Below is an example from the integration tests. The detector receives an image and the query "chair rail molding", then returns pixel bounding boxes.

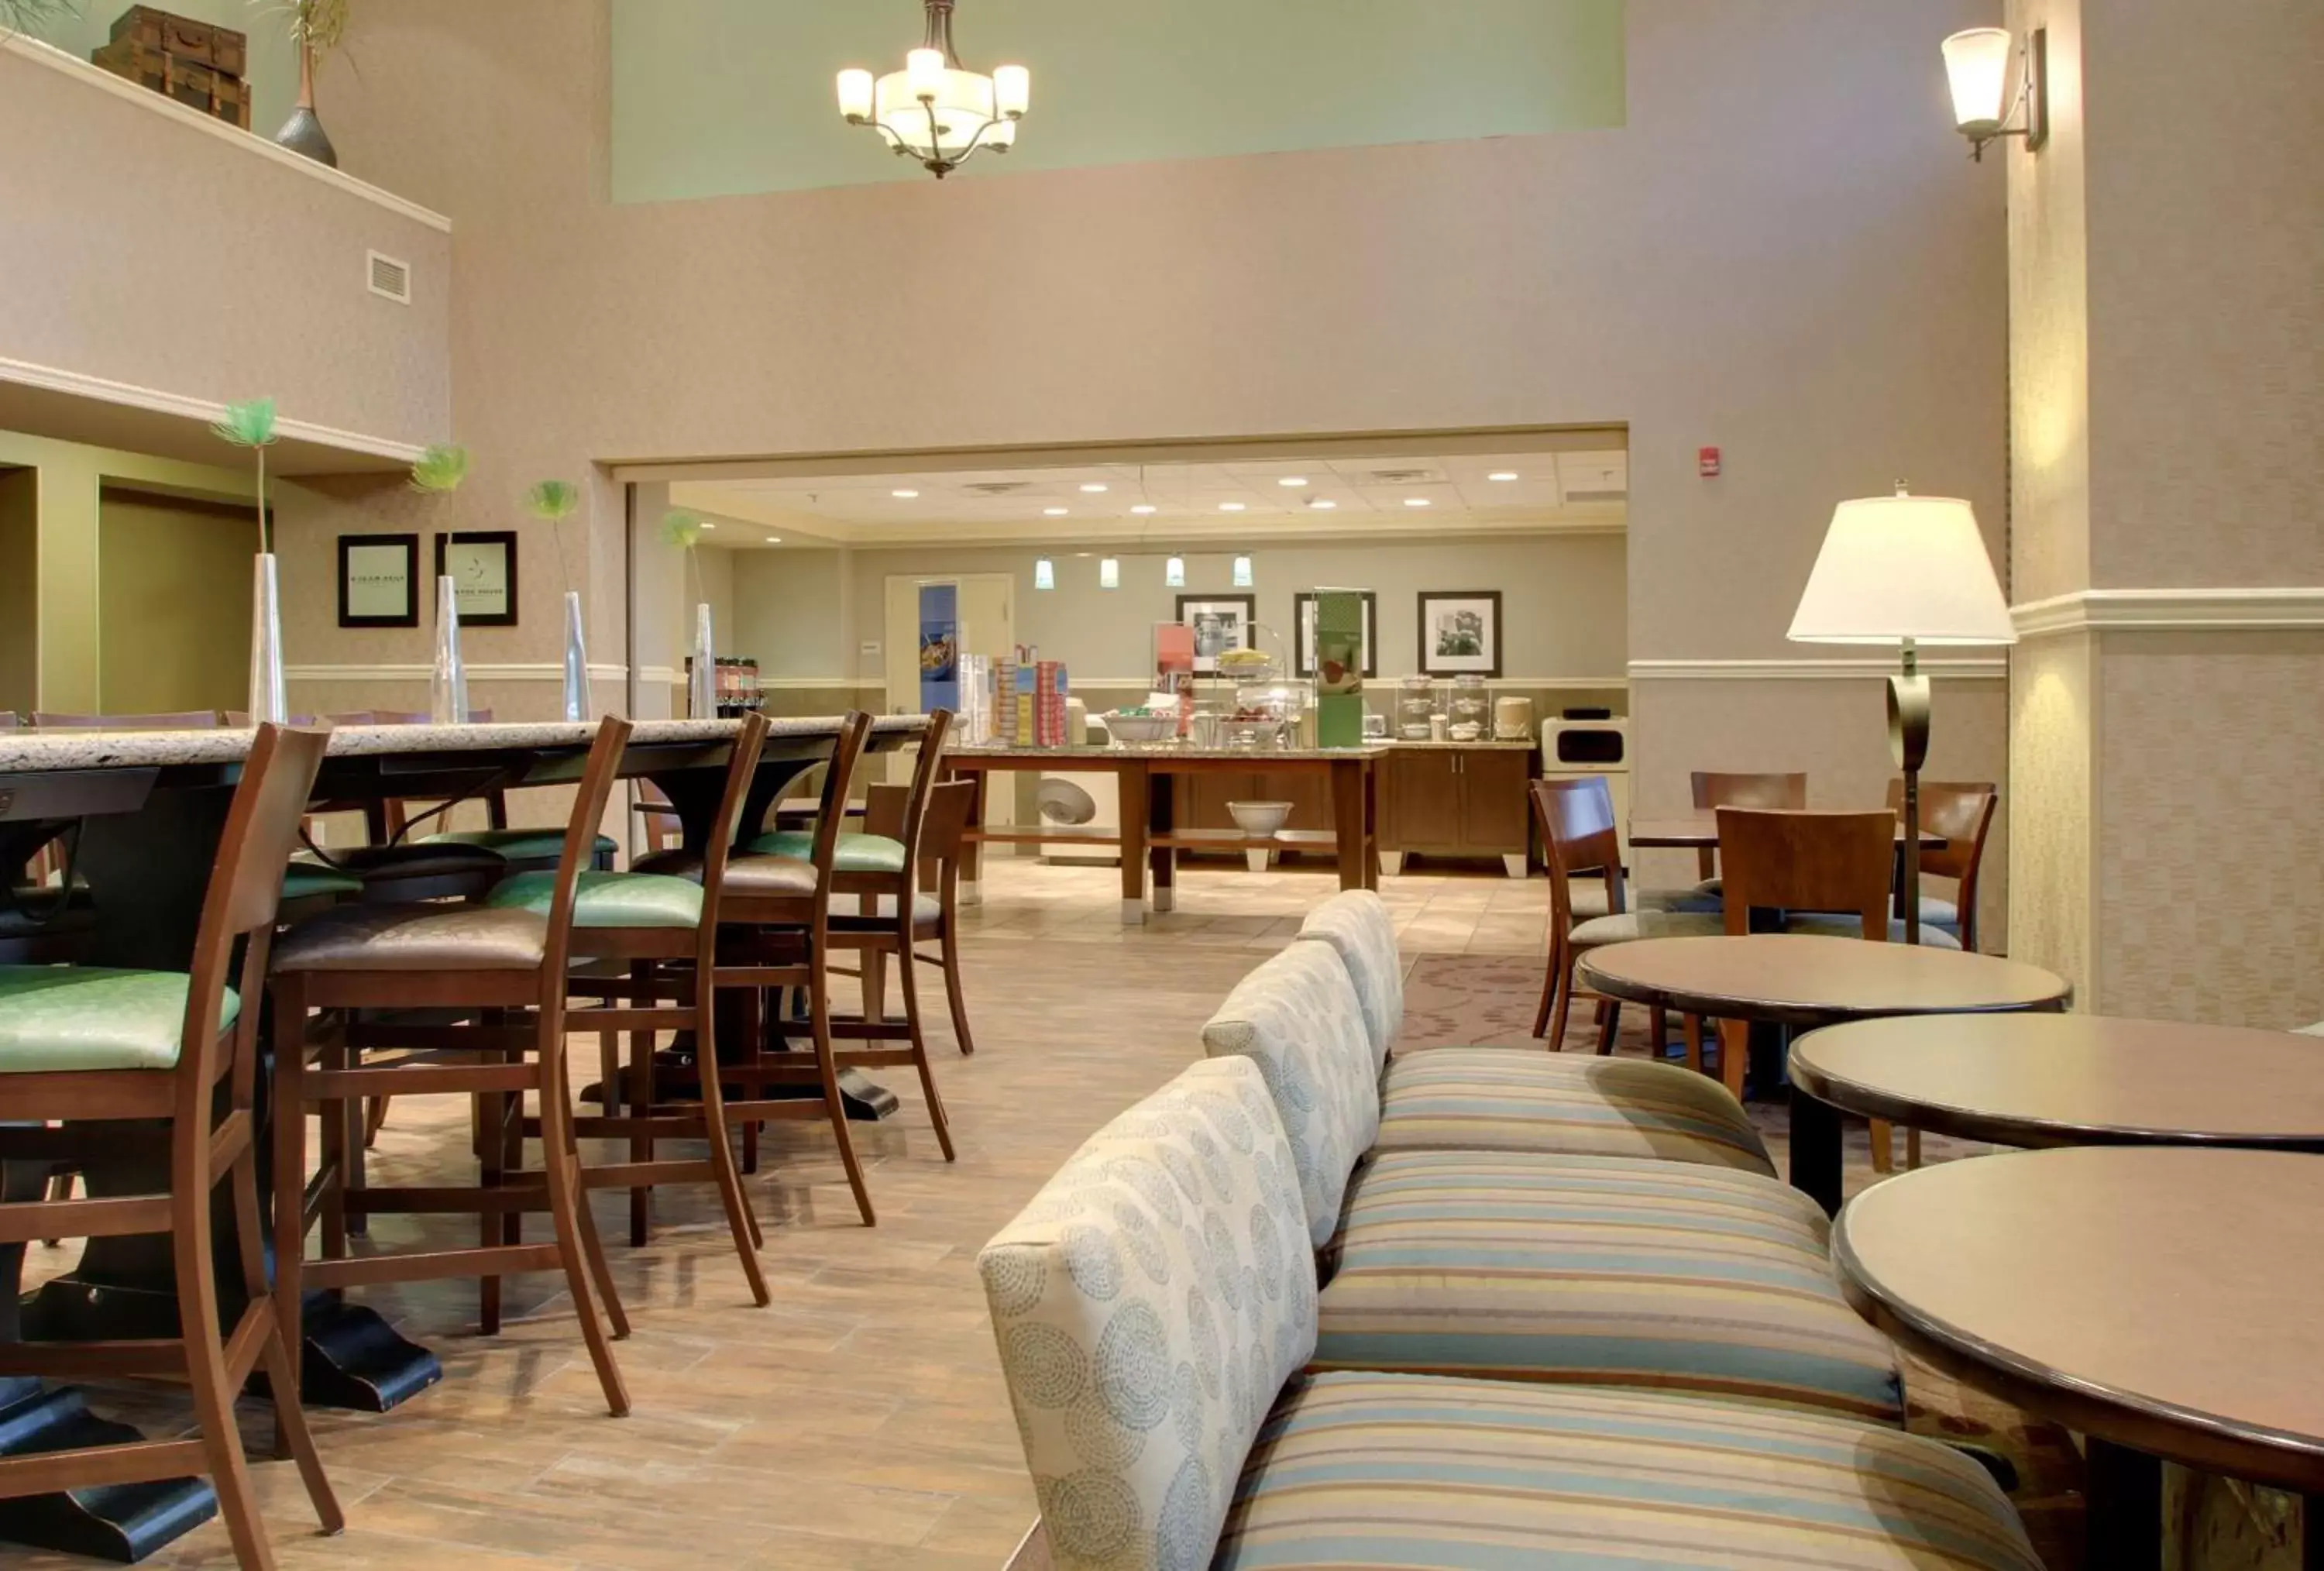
[0,356,428,466]
[2012,588,2324,638]
[1626,658,2007,681]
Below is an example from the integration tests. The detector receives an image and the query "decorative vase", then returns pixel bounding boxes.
[274,46,338,167]
[689,603,717,719]
[248,553,288,724]
[561,590,590,723]
[431,575,469,724]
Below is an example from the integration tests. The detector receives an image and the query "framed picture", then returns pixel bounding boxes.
[1174,593,1257,674]
[1294,590,1377,680]
[1418,590,1504,678]
[337,532,418,628]
[434,531,519,627]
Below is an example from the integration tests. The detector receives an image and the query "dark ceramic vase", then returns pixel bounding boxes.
[274,105,338,167]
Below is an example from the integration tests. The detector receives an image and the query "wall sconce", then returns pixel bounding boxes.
[1232,555,1254,588]
[1098,557,1120,590]
[1033,557,1055,590]
[1942,26,2047,161]
[1164,555,1185,588]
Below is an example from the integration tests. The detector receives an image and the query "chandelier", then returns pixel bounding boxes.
[837,0,1030,180]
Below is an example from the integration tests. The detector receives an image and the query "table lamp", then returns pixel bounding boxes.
[1788,486,2016,944]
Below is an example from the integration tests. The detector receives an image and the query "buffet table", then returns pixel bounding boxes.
[0,715,920,1559]
[943,744,1385,922]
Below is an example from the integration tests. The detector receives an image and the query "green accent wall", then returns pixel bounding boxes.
[614,0,1625,203]
[19,0,303,143]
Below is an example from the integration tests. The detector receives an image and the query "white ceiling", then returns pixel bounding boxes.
[678,448,1628,548]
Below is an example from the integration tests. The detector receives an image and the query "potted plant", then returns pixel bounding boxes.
[407,443,473,723]
[526,480,590,721]
[211,398,286,722]
[662,510,717,720]
[254,0,349,167]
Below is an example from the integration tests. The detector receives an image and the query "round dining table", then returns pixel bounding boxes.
[1789,1013,2324,1208]
[1574,934,2072,1207]
[1835,1146,2324,1570]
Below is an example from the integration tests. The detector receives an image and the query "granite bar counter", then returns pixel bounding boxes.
[943,744,1384,920]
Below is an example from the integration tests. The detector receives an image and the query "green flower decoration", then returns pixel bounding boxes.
[1,0,82,34]
[409,443,473,493]
[660,509,703,550]
[211,397,280,449]
[527,480,582,521]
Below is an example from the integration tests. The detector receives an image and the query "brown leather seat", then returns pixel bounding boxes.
[636,849,819,900]
[273,902,548,972]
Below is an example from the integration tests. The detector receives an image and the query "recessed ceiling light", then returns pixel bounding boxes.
[1487,472,1520,483]
[1308,498,1338,510]
[1130,504,1157,515]
[1404,498,1432,508]
[765,535,782,544]
[1080,483,1109,493]
[699,521,717,529]
[1278,476,1308,488]
[1043,507,1069,516]
[1219,501,1246,513]
[1076,552,1092,559]
[892,488,920,498]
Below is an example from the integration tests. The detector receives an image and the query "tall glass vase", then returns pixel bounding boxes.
[689,602,717,719]
[431,575,469,724]
[561,590,590,723]
[248,553,287,724]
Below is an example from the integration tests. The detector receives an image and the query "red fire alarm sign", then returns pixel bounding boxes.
[1699,447,1722,478]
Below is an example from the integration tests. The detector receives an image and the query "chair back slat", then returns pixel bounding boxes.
[699,713,772,922]
[536,719,634,992]
[1530,776,1624,933]
[1717,807,1894,940]
[804,713,875,882]
[887,710,954,894]
[1886,779,1999,948]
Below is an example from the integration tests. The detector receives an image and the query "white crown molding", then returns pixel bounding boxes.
[3,34,451,232]
[0,356,428,465]
[1626,658,2006,682]
[2012,588,2324,638]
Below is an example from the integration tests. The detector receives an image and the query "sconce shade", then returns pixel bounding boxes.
[1789,493,2016,647]
[1942,28,2013,135]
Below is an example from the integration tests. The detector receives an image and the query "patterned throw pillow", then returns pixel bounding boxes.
[1199,942,1380,1249]
[978,1057,1319,1571]
[1294,889,1403,1069]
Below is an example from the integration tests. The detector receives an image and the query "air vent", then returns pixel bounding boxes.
[1565,489,1629,504]
[366,250,412,304]
[964,481,1033,495]
[1365,467,1442,486]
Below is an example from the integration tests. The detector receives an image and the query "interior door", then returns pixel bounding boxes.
[884,573,1015,717]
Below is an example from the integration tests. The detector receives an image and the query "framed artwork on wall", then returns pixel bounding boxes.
[1174,593,1257,674]
[434,531,520,627]
[1417,590,1504,678]
[337,533,419,628]
[1294,590,1377,680]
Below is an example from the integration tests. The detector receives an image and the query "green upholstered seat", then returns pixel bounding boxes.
[1312,1149,1904,1423]
[1216,1373,2042,1570]
[485,870,703,930]
[281,860,364,902]
[1373,1047,1776,1174]
[421,828,621,864]
[744,830,906,875]
[0,966,238,1074]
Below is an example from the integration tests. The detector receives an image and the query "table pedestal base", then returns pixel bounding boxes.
[0,1379,218,1562]
[2086,1438,2162,1571]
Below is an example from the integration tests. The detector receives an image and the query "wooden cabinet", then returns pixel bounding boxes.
[1381,745,1536,875]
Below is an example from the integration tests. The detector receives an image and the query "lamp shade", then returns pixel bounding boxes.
[1941,28,2013,134]
[1788,493,2016,647]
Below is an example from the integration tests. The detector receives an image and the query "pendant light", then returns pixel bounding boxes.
[838,0,1029,180]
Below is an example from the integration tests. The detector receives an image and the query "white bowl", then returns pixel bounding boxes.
[1103,711,1179,744]
[1227,800,1293,837]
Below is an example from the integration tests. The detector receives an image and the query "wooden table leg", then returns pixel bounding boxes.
[1118,762,1149,924]
[1331,759,1370,893]
[957,769,985,906]
[1789,1083,1845,1219]
[2085,1439,2163,1571]
[1147,764,1176,914]
[2302,1495,2322,1571]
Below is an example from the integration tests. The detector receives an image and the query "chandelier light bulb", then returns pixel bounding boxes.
[839,2,1029,180]
[837,68,875,122]
[994,63,1030,118]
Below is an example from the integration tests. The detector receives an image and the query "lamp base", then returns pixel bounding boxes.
[1888,667,1930,947]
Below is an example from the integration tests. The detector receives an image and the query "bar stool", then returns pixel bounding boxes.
[488,713,772,1290]
[0,724,342,1570]
[269,718,634,1416]
[644,713,882,1226]
[834,777,981,1060]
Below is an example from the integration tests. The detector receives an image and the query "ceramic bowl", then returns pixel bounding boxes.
[1103,711,1179,744]
[1226,800,1294,837]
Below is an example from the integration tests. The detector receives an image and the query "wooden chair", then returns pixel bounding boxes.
[520,713,775,1282]
[910,779,982,1058]
[269,718,635,1416]
[1528,777,1722,1054]
[1688,770,1808,883]
[0,723,343,1569]
[1707,806,1899,1136]
[1886,779,1997,951]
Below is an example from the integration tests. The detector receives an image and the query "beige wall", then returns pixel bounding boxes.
[0,39,452,455]
[96,492,258,714]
